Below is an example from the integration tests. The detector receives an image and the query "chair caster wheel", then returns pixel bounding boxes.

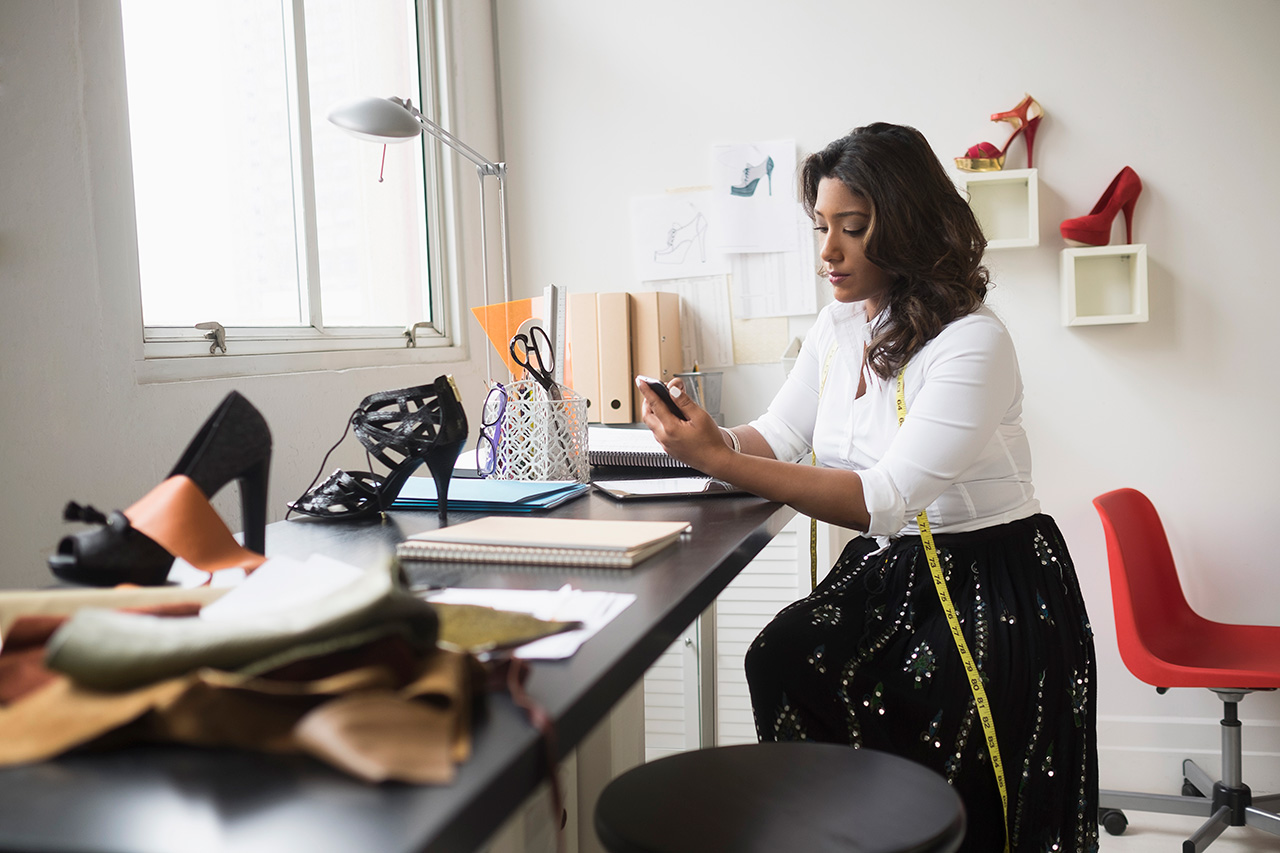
[1100,807,1128,836]
[1183,778,1204,797]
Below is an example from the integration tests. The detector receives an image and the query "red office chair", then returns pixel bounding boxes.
[1093,488,1280,851]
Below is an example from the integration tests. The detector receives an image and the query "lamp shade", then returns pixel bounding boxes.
[328,97,423,143]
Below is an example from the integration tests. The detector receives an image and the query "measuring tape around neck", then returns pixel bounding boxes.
[809,342,840,590]
[897,369,1010,853]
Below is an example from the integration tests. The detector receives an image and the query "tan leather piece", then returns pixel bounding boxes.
[0,674,191,765]
[124,475,267,573]
[401,645,474,764]
[0,646,473,785]
[295,691,457,784]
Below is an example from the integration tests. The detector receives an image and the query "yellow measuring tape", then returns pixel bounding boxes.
[897,369,1010,853]
[809,342,840,590]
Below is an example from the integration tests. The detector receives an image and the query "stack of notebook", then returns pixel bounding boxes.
[391,477,590,513]
[397,517,691,568]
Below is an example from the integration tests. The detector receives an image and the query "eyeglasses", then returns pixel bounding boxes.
[476,382,506,478]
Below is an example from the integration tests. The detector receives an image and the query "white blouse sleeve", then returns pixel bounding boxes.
[859,316,1019,535]
[747,322,825,463]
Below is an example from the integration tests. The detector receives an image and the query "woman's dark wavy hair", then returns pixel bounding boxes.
[801,122,990,380]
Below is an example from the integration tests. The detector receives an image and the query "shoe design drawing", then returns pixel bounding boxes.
[655,212,709,264]
[731,156,774,197]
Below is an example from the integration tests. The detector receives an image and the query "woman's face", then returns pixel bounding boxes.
[813,177,894,313]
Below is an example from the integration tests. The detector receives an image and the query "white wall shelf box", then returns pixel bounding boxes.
[1060,244,1149,326]
[957,168,1039,249]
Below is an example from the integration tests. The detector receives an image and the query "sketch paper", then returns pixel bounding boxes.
[729,204,821,319]
[641,275,735,368]
[710,140,798,254]
[631,192,731,282]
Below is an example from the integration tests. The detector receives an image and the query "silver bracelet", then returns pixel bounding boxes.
[720,427,740,453]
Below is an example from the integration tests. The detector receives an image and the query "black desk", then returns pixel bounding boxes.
[0,491,793,853]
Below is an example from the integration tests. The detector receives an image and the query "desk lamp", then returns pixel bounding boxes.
[328,96,512,356]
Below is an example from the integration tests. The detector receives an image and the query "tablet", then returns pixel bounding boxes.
[592,476,747,500]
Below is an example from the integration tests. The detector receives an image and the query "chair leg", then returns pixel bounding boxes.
[1099,692,1280,847]
[1183,759,1215,796]
[1099,789,1212,818]
[1245,803,1280,835]
[1184,806,1231,853]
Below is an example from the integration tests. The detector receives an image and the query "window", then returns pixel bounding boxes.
[121,0,449,359]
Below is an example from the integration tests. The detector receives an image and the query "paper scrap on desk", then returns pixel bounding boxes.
[167,558,246,589]
[425,585,635,660]
[199,554,365,622]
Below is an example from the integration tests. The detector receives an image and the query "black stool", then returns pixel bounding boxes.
[594,742,965,853]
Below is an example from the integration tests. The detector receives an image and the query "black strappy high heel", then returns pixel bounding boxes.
[48,391,273,587]
[288,375,468,523]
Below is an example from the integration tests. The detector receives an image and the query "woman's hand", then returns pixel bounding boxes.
[635,376,733,474]
[636,376,871,529]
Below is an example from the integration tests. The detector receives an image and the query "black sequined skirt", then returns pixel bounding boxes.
[745,514,1099,853]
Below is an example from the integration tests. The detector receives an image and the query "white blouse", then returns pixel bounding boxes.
[749,301,1039,537]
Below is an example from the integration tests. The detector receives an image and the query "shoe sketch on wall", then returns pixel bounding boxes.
[730,155,775,197]
[654,211,709,264]
[631,191,731,283]
[711,140,797,254]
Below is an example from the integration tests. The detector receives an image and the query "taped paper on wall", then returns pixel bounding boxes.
[640,275,734,369]
[729,203,821,319]
[731,315,791,365]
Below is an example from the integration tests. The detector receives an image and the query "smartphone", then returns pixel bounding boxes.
[637,375,689,420]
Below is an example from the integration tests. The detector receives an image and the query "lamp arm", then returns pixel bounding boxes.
[390,97,504,178]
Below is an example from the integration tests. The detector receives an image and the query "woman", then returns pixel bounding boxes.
[636,123,1098,852]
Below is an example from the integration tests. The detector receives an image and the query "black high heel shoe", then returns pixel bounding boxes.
[49,391,273,587]
[288,375,468,523]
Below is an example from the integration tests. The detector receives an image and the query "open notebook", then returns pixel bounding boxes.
[396,517,692,568]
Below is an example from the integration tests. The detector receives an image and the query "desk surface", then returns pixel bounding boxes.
[0,489,793,853]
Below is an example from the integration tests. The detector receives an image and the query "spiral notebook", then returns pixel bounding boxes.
[396,517,691,568]
[587,426,692,470]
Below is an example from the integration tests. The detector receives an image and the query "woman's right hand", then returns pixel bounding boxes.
[635,376,732,472]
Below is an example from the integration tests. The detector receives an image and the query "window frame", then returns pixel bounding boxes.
[130,0,462,379]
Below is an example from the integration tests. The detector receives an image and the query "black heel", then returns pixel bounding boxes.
[289,375,468,522]
[238,456,270,553]
[49,391,273,587]
[425,435,466,522]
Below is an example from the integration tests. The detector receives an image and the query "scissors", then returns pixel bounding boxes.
[510,324,561,400]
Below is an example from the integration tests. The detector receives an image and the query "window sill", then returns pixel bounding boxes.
[135,341,470,384]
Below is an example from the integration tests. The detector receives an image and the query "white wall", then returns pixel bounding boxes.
[492,0,1280,793]
[0,1,502,590]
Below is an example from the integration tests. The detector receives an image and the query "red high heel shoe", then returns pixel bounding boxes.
[955,94,1044,172]
[1060,166,1142,246]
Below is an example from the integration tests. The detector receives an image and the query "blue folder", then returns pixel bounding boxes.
[392,477,590,513]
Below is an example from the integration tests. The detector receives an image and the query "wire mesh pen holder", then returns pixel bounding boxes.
[491,380,589,482]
